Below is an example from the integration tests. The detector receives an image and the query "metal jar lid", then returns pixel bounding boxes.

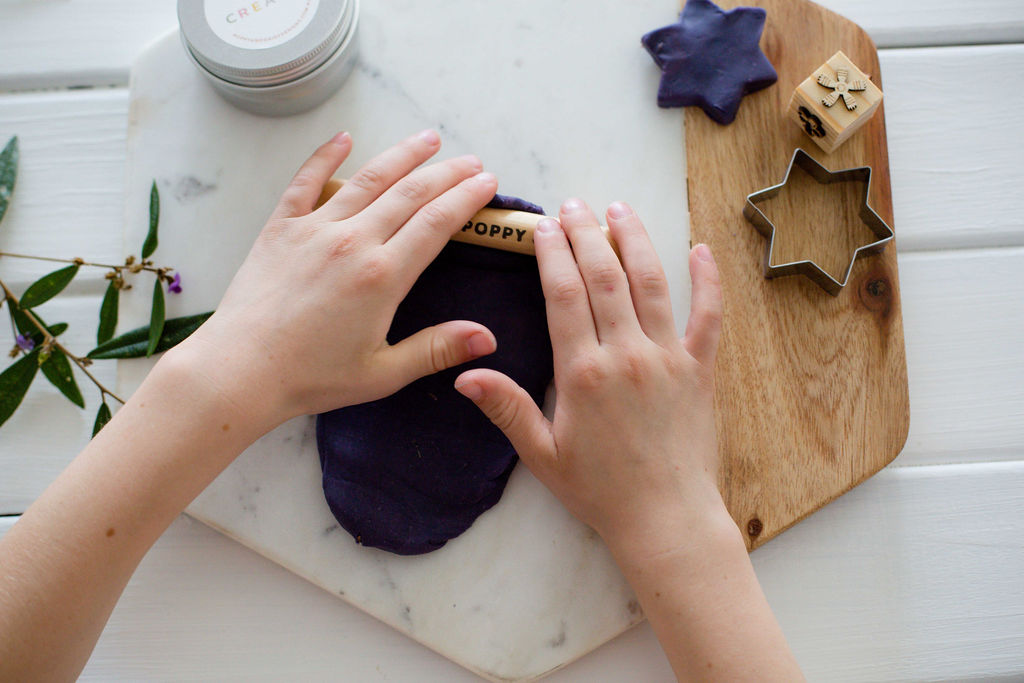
[178,0,355,87]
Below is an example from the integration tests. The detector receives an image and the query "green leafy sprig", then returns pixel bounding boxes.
[0,136,212,434]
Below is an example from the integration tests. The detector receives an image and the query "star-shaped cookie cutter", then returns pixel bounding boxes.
[743,149,894,296]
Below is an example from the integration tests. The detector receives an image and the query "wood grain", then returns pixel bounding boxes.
[684,0,909,549]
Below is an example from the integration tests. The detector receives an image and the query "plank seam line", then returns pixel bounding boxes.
[0,81,128,97]
[898,243,1024,259]
[888,459,1024,471]
[876,37,1024,51]
[885,459,1024,475]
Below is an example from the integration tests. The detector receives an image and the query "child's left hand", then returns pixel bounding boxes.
[176,129,500,426]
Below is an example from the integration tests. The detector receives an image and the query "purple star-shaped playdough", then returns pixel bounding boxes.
[641,0,777,124]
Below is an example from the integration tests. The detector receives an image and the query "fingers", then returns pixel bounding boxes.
[454,368,556,468]
[272,132,352,220]
[604,202,678,345]
[320,129,443,220]
[378,320,496,394]
[356,154,484,240]
[559,199,642,342]
[533,217,598,361]
[384,171,498,285]
[682,244,723,368]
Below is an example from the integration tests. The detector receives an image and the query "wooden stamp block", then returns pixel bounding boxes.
[788,50,883,153]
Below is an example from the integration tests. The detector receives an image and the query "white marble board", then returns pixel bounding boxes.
[119,2,689,680]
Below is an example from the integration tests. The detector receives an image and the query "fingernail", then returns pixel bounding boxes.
[695,243,714,262]
[331,131,350,145]
[562,198,585,213]
[418,129,440,145]
[455,380,484,401]
[458,154,483,170]
[474,171,497,185]
[536,217,560,234]
[608,201,632,219]
[466,332,493,357]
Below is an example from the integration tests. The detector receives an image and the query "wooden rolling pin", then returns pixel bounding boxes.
[315,178,617,256]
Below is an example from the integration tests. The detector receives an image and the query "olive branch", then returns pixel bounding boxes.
[0,135,213,434]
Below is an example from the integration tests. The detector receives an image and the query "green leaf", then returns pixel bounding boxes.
[87,311,213,360]
[97,280,119,345]
[27,322,67,348]
[47,322,68,337]
[92,400,111,437]
[0,348,39,428]
[19,264,79,309]
[141,180,159,259]
[0,136,17,226]
[146,278,165,357]
[10,304,33,337]
[40,348,85,408]
[9,304,65,345]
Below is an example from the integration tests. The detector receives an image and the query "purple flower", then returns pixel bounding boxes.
[15,333,35,352]
[167,272,182,294]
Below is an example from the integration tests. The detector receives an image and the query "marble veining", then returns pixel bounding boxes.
[170,175,217,203]
[119,1,687,680]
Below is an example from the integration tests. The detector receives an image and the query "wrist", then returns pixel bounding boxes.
[72,340,285,524]
[601,493,744,574]
[158,329,288,438]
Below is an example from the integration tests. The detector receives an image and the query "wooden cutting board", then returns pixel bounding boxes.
[684,0,910,550]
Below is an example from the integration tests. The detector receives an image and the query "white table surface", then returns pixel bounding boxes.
[1,1,1023,681]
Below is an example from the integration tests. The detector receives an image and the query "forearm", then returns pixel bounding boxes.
[608,504,804,682]
[0,344,276,681]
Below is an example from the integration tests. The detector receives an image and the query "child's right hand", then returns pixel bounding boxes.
[455,198,729,558]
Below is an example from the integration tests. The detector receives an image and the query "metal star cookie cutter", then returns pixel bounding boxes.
[743,148,894,296]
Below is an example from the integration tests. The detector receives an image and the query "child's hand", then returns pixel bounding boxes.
[455,199,726,556]
[178,130,500,426]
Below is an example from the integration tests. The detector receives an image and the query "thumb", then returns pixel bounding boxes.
[382,320,496,389]
[454,368,556,467]
[683,243,723,368]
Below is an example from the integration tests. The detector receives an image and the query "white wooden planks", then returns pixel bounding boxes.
[0,89,130,287]
[755,461,1024,682]
[824,0,1024,47]
[0,90,143,515]
[0,1,177,90]
[898,248,1024,466]
[1,461,1020,681]
[0,0,1023,91]
[883,45,1024,252]
[0,294,118,515]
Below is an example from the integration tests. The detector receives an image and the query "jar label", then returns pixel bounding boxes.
[204,0,320,50]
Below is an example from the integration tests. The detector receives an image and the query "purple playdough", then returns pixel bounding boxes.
[641,0,777,124]
[317,195,553,555]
